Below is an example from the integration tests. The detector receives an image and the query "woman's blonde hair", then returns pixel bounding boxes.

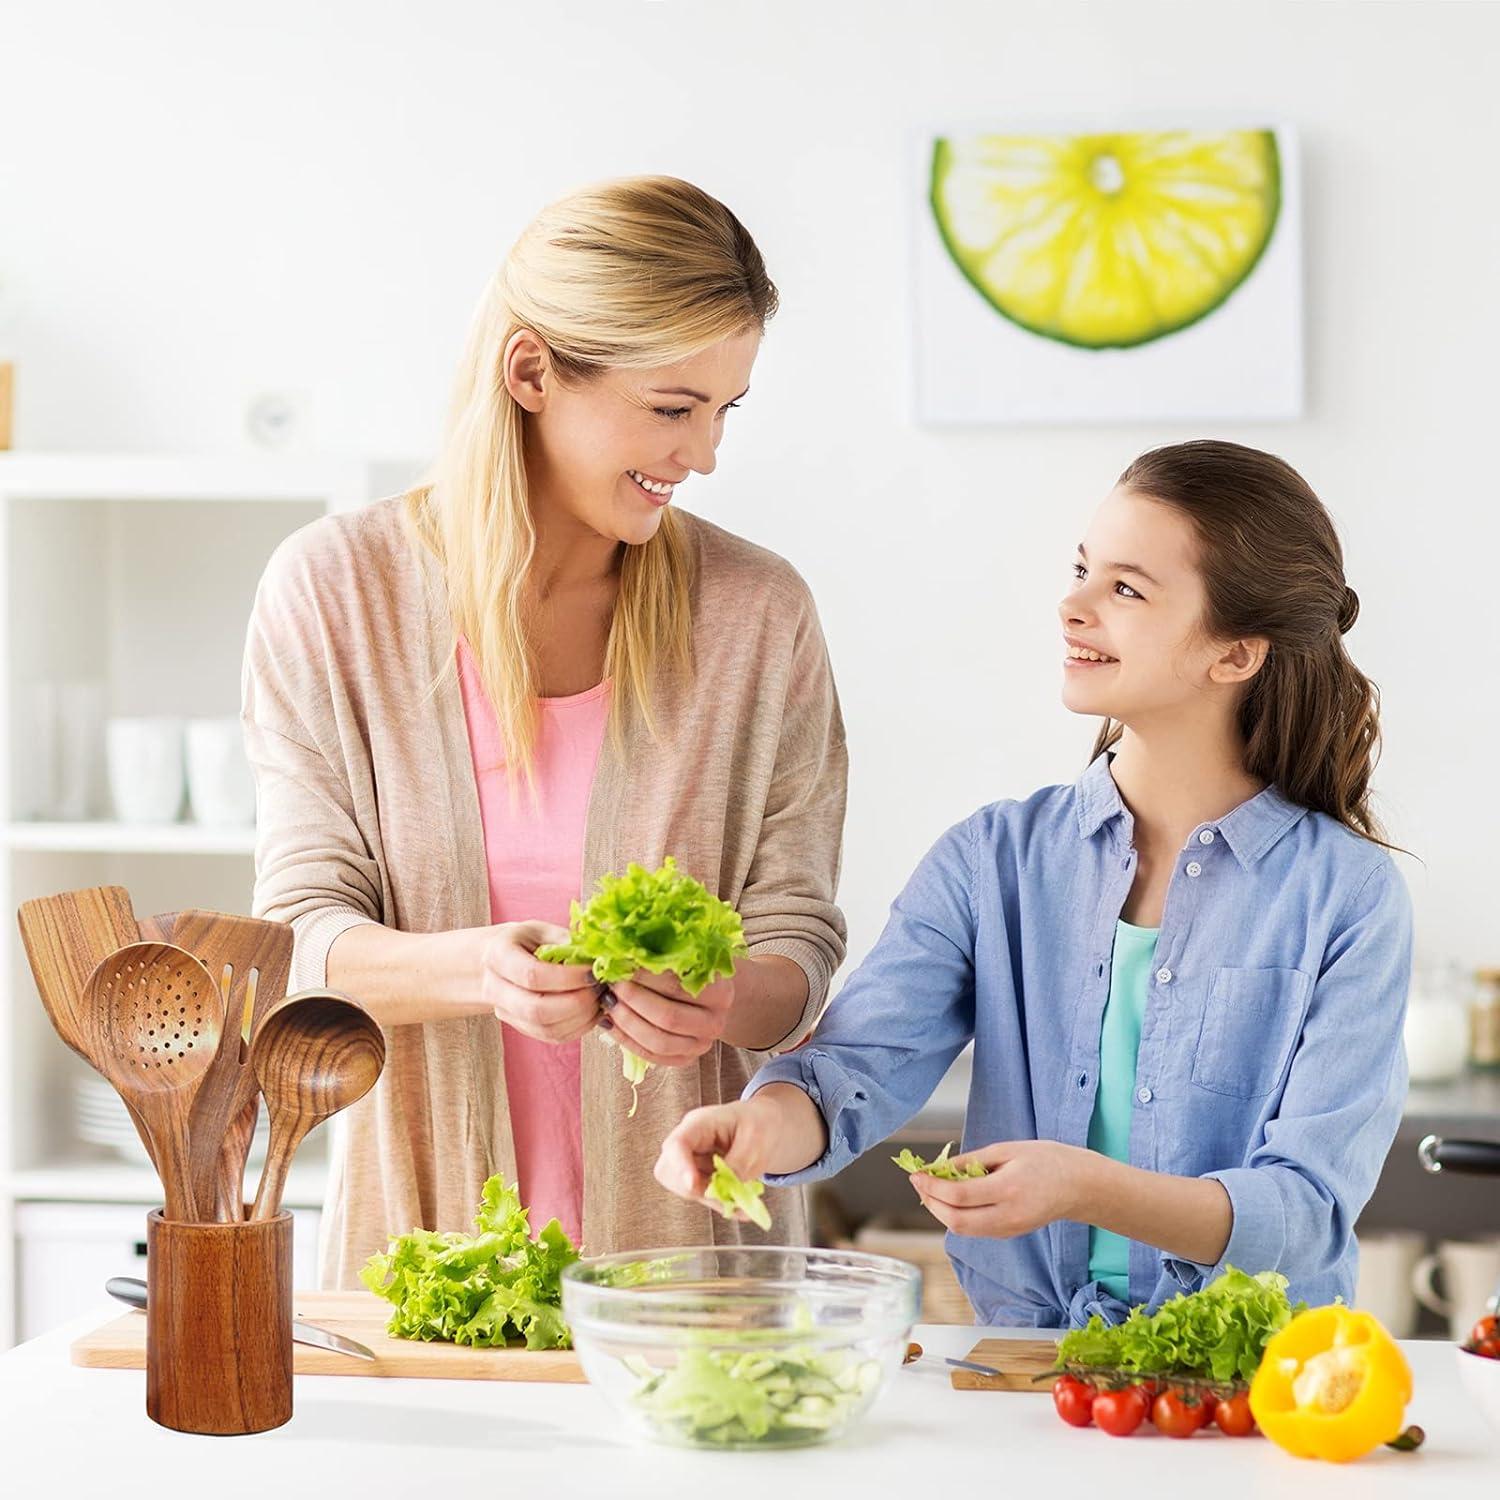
[406,176,778,776]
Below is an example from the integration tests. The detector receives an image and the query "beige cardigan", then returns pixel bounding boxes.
[241,497,848,1287]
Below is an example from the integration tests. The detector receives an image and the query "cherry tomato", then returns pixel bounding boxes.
[1471,1335,1500,1361]
[1053,1375,1096,1428]
[1467,1314,1498,1351]
[1214,1392,1256,1437]
[1152,1389,1202,1439]
[1092,1385,1149,1437]
[1195,1393,1219,1429]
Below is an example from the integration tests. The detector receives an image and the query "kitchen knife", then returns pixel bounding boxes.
[104,1276,376,1361]
[903,1341,1004,1378]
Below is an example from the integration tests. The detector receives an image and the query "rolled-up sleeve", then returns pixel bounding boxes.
[241,539,382,990]
[735,588,849,1050]
[1164,857,1412,1291]
[750,816,979,1182]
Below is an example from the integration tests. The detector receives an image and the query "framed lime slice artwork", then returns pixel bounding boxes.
[930,129,1282,351]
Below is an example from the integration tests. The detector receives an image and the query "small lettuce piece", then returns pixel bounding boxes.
[705,1154,772,1231]
[538,857,748,1116]
[1056,1266,1306,1384]
[890,1141,988,1180]
[360,1176,579,1350]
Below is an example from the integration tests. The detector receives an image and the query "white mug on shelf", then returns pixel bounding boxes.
[1411,1238,1500,1342]
[185,716,255,827]
[1354,1230,1425,1338]
[32,680,105,821]
[105,716,185,824]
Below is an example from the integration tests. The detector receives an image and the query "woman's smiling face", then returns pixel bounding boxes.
[1059,485,1251,729]
[514,325,761,547]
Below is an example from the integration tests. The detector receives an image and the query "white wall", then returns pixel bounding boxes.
[4,0,1497,973]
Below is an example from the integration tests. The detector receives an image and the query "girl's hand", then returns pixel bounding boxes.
[604,969,735,1067]
[910,1140,1093,1239]
[480,921,603,1043]
[654,1093,786,1204]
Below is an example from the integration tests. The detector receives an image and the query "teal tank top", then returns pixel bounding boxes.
[1085,918,1159,1302]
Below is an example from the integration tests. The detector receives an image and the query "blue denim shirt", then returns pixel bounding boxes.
[752,755,1412,1329]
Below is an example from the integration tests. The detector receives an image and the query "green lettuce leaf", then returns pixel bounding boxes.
[359,1175,580,1350]
[1056,1266,1307,1384]
[890,1141,988,1180]
[537,857,748,1116]
[705,1154,772,1231]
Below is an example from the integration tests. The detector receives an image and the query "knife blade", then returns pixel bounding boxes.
[104,1276,376,1361]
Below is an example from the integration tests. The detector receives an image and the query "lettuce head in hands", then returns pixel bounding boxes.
[538,857,747,1116]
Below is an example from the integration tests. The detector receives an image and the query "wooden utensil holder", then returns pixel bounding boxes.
[146,1207,293,1434]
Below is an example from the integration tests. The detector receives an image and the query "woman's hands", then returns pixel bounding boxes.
[655,1083,829,1203]
[478,932,810,1064]
[479,921,603,1042]
[909,1140,1095,1238]
[601,971,736,1065]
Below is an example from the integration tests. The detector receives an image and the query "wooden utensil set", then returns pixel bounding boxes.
[18,885,387,1434]
[18,887,385,1224]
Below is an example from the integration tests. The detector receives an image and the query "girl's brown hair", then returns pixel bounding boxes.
[1091,439,1389,845]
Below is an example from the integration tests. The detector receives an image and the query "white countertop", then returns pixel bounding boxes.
[2,1307,1493,1495]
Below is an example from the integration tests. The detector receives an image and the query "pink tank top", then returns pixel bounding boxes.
[455,637,609,1249]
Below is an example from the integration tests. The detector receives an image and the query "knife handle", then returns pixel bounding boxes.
[105,1276,148,1310]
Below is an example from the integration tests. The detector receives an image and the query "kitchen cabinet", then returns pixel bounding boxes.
[13,1199,322,1342]
[0,454,411,1347]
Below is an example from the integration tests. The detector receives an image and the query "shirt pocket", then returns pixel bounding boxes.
[1190,966,1314,1099]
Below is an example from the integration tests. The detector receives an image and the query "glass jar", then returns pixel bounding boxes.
[1470,969,1500,1069]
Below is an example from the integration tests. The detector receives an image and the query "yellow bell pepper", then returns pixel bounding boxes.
[1249,1305,1413,1463]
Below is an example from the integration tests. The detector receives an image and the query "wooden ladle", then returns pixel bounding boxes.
[84,942,223,1222]
[249,990,385,1222]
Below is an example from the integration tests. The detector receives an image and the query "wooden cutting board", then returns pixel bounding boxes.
[71,1291,585,1382]
[948,1337,1060,1391]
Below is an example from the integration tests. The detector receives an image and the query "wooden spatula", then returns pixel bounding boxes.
[169,911,293,1220]
[17,886,156,1163]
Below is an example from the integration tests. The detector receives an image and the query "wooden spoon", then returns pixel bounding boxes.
[17,886,156,1162]
[168,911,293,1220]
[249,990,384,1222]
[84,942,222,1221]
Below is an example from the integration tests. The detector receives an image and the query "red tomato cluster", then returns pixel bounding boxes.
[1466,1314,1500,1360]
[1052,1375,1256,1439]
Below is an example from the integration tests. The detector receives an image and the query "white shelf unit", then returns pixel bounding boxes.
[0,454,403,1348]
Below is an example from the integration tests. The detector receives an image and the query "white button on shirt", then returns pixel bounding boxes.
[1156,967,1173,984]
[1198,829,1216,845]
[1186,861,1203,878]
[1137,1086,1153,1104]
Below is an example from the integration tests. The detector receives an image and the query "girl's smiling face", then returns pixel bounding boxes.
[1059,486,1264,727]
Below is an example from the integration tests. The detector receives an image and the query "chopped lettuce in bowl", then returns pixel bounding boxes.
[562,1245,921,1449]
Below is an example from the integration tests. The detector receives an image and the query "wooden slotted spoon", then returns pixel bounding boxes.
[168,911,293,1221]
[249,990,385,1222]
[84,942,223,1222]
[17,886,156,1163]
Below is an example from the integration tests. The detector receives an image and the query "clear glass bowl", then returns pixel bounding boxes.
[562,1245,922,1450]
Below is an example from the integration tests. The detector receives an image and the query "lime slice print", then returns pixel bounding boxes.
[930,130,1281,350]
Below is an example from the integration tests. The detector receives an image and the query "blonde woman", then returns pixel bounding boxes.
[243,178,847,1287]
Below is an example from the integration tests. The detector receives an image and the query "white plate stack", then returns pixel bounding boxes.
[75,1075,270,1165]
